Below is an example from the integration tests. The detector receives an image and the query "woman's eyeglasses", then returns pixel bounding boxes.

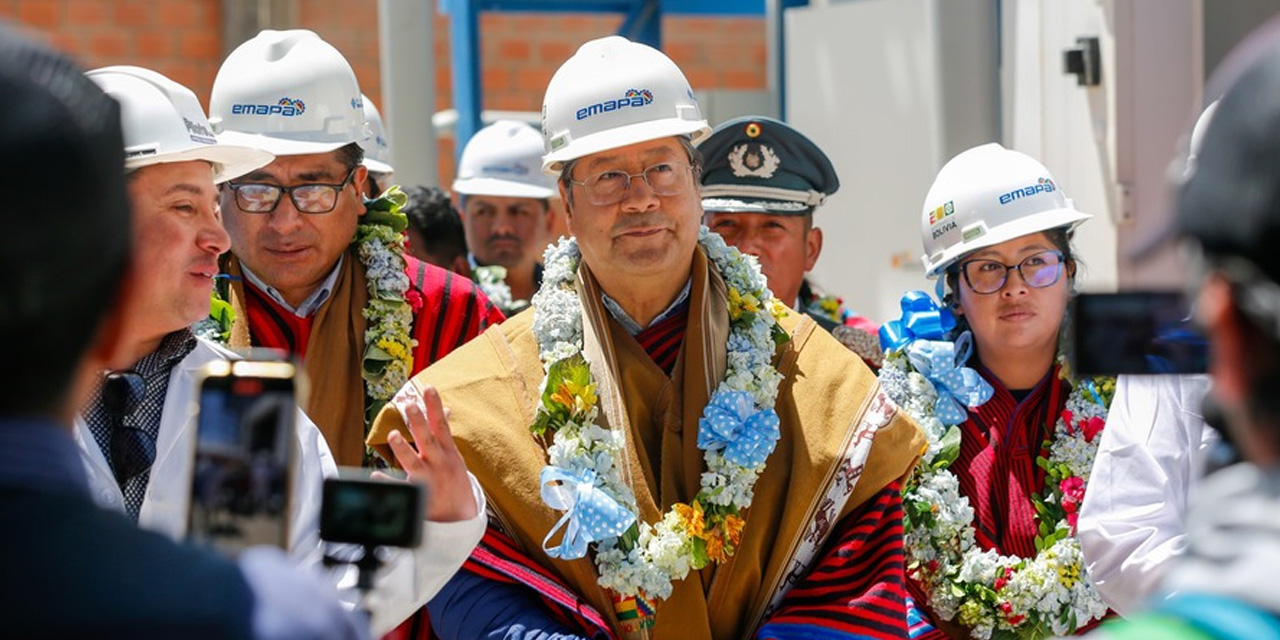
[957,249,1066,295]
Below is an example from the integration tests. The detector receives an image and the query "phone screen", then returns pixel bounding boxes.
[1071,291,1209,375]
[187,361,296,556]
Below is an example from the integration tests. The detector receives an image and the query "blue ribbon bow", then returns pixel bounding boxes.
[697,390,781,468]
[905,332,993,425]
[879,290,957,354]
[540,466,636,560]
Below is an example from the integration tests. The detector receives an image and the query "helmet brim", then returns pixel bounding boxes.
[541,118,711,175]
[923,207,1093,277]
[126,143,273,184]
[363,157,394,174]
[452,176,555,199]
[216,130,356,158]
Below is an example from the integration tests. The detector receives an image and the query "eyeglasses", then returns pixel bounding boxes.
[102,371,153,485]
[568,162,693,206]
[958,249,1066,295]
[227,166,358,214]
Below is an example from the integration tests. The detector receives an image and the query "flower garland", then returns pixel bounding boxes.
[200,185,421,441]
[472,264,523,315]
[530,226,789,609]
[878,291,1112,639]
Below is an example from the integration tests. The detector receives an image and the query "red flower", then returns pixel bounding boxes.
[1067,512,1079,532]
[1059,476,1086,513]
[1082,416,1105,443]
[405,288,424,313]
[1060,409,1075,432]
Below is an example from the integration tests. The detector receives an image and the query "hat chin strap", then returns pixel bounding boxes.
[699,184,826,207]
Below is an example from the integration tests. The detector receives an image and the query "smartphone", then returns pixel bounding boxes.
[319,476,425,549]
[187,360,297,556]
[1070,291,1210,375]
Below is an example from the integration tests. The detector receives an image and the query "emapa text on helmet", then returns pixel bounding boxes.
[575,88,653,121]
[998,177,1056,205]
[231,97,307,117]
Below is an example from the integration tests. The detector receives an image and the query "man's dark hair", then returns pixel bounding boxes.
[335,142,364,173]
[0,26,132,415]
[403,185,468,264]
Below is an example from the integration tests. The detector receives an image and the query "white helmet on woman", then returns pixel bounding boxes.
[540,36,710,174]
[208,29,370,157]
[86,66,271,183]
[920,143,1090,277]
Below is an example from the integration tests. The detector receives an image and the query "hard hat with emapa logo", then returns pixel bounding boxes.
[208,30,370,157]
[541,35,711,175]
[454,120,556,199]
[362,94,393,174]
[86,66,272,184]
[697,116,839,215]
[920,143,1090,277]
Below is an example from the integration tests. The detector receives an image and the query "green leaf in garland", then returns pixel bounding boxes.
[932,425,962,469]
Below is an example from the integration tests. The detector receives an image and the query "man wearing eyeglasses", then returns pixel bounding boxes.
[697,116,884,368]
[81,63,486,637]
[0,30,368,640]
[207,30,503,473]
[367,36,925,639]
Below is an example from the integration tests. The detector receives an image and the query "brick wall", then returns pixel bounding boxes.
[0,1,765,184]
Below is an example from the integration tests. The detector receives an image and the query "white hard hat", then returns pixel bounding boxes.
[540,36,710,175]
[208,30,370,157]
[1185,101,1219,178]
[361,94,394,174]
[920,143,1091,277]
[454,120,555,198]
[86,66,271,184]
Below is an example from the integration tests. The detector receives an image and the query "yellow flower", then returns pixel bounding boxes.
[728,288,761,321]
[1057,562,1080,589]
[724,515,745,546]
[549,379,597,415]
[674,502,705,538]
[766,297,790,321]
[376,337,411,362]
[705,532,727,564]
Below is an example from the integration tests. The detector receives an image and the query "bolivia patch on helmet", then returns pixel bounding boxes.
[928,200,955,225]
[998,177,1055,205]
[575,88,654,121]
[728,143,780,179]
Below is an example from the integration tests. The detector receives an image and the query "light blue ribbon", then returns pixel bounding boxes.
[540,466,636,560]
[697,390,781,468]
[905,332,993,425]
[879,290,957,354]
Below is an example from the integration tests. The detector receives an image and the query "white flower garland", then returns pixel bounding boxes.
[881,346,1113,639]
[531,226,789,604]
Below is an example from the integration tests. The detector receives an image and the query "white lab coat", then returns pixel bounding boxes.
[75,337,486,635]
[1077,374,1219,617]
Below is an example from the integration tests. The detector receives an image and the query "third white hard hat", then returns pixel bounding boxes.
[208,29,369,157]
[362,93,394,174]
[86,65,271,183]
[920,143,1090,277]
[454,120,555,198]
[540,36,710,175]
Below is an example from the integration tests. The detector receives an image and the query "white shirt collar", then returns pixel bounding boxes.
[240,254,345,318]
[601,279,692,336]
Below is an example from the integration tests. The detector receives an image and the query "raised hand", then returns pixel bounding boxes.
[381,383,479,523]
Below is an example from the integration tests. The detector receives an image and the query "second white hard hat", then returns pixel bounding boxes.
[920,143,1091,277]
[208,29,370,157]
[454,120,555,199]
[540,36,710,175]
[362,94,394,174]
[86,65,271,183]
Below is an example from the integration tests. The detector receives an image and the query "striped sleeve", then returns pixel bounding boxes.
[405,256,506,374]
[758,482,911,640]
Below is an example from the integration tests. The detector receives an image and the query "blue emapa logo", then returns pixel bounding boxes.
[575,88,654,121]
[999,177,1056,205]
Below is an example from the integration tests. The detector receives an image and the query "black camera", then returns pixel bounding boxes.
[1070,291,1209,376]
[319,477,425,549]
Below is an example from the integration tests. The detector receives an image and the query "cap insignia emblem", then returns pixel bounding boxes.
[728,143,780,179]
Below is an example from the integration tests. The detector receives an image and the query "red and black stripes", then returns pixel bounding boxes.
[634,303,689,375]
[407,256,504,373]
[759,482,911,639]
[242,282,312,357]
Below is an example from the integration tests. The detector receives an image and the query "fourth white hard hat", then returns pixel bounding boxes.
[920,143,1090,277]
[208,30,370,157]
[86,65,271,184]
[454,120,555,198]
[362,94,394,174]
[540,36,710,175]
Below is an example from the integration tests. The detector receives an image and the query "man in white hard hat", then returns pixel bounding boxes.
[369,36,925,639]
[698,116,884,367]
[361,93,394,197]
[84,64,484,637]
[207,30,503,473]
[0,29,366,640]
[452,119,558,313]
